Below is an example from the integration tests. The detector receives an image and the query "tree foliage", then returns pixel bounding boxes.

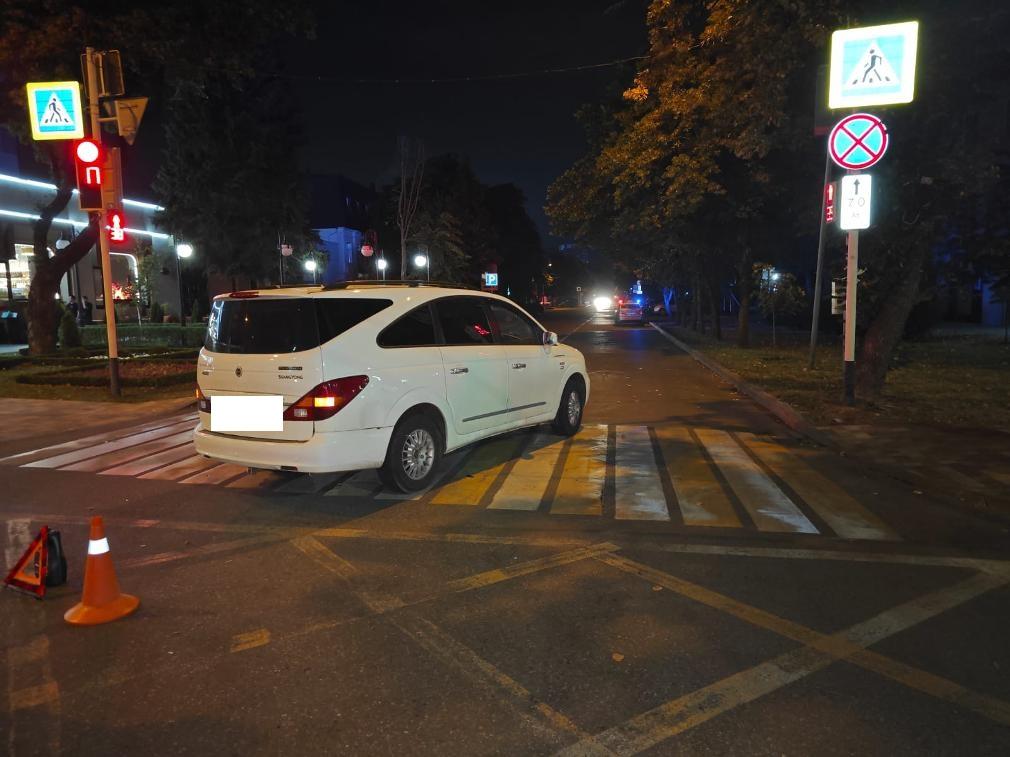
[549,0,1009,397]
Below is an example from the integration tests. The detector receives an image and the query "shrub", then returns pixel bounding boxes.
[59,309,82,349]
[149,301,164,323]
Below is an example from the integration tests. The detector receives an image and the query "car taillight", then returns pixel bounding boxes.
[196,386,211,413]
[283,375,369,422]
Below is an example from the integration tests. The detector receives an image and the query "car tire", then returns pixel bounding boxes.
[379,411,444,493]
[552,378,584,437]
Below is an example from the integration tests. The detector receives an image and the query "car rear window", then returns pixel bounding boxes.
[205,297,391,354]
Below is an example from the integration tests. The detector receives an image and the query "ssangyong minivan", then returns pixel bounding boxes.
[193,282,589,492]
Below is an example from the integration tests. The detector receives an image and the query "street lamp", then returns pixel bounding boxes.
[304,258,317,284]
[413,253,429,281]
[175,243,194,327]
[376,258,388,280]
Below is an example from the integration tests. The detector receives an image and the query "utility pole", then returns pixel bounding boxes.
[807,146,831,369]
[84,47,120,396]
[842,225,859,405]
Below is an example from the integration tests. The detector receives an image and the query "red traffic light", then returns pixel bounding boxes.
[107,209,126,243]
[75,139,101,164]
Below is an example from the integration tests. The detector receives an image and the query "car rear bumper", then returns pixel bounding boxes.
[616,309,644,322]
[193,424,392,474]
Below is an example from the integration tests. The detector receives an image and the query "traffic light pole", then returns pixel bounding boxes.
[84,47,120,396]
[843,227,859,405]
[807,145,831,369]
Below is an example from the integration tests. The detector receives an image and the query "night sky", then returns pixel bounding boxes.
[289,0,647,242]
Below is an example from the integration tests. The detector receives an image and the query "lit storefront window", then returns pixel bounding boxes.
[4,244,34,300]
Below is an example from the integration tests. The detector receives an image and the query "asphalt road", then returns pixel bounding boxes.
[2,309,1009,755]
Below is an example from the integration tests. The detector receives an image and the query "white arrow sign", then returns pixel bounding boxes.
[839,174,872,230]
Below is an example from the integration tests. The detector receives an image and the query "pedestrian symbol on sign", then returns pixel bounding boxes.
[847,43,899,87]
[40,92,73,125]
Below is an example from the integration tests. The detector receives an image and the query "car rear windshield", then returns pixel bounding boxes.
[204,297,392,354]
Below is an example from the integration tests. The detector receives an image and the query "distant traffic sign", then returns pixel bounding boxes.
[26,81,85,141]
[828,21,918,109]
[828,113,888,170]
[839,174,872,230]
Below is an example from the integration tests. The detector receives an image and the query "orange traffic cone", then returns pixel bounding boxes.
[64,516,139,626]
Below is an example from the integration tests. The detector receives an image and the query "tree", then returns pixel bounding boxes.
[0,1,313,352]
[396,137,425,278]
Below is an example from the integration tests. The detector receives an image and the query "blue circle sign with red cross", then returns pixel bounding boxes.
[828,113,888,170]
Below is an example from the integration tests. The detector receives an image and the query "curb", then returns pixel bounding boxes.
[649,322,837,448]
[650,321,1010,527]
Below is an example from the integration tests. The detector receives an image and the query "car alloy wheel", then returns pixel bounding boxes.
[401,428,435,480]
[567,389,581,426]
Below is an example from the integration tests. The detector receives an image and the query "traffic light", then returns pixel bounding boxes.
[74,139,103,211]
[107,209,126,244]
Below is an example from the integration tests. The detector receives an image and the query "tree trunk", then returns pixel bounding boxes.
[708,275,722,341]
[400,237,408,280]
[856,249,928,399]
[736,248,752,347]
[27,187,98,354]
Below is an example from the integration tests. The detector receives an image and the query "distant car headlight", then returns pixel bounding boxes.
[594,296,612,311]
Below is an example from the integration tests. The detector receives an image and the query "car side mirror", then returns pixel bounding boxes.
[543,331,558,346]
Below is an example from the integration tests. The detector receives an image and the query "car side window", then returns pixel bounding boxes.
[377,304,437,347]
[488,302,541,345]
[435,297,494,345]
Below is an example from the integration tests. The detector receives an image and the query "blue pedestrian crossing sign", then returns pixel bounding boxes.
[26,81,85,141]
[828,22,918,109]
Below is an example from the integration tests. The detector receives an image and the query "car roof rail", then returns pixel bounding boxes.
[321,280,480,292]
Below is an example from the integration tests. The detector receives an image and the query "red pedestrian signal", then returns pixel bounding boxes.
[824,182,836,224]
[107,209,126,244]
[74,139,103,211]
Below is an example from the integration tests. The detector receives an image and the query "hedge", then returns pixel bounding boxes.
[81,323,207,347]
[16,362,196,388]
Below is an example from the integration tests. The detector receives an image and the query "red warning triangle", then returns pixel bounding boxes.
[4,526,49,598]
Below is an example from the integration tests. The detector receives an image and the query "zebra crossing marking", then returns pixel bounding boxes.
[2,413,902,541]
[655,426,741,528]
[551,424,607,516]
[694,428,818,534]
[614,425,668,521]
[487,431,566,511]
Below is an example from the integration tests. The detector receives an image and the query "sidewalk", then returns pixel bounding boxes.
[0,396,195,455]
[651,322,1010,518]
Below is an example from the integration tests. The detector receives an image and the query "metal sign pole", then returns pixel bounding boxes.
[843,227,859,404]
[85,47,120,396]
[808,145,832,369]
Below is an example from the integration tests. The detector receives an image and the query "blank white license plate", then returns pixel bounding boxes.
[210,395,284,432]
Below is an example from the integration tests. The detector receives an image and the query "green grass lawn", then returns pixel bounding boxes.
[668,326,1010,430]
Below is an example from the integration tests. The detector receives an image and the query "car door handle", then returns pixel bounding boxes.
[449,367,469,375]
[511,363,526,370]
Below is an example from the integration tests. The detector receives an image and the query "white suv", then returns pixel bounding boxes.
[193,283,589,492]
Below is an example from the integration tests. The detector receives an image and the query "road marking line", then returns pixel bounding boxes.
[432,435,524,506]
[0,412,197,464]
[614,426,668,520]
[229,629,271,653]
[226,469,286,489]
[324,470,382,498]
[488,432,566,511]
[21,419,196,469]
[179,462,250,486]
[738,432,897,540]
[58,430,195,472]
[654,426,741,527]
[439,542,619,595]
[551,424,607,516]
[98,442,197,476]
[122,532,303,569]
[583,553,1010,752]
[8,681,60,711]
[642,541,1010,574]
[138,453,221,481]
[694,428,817,533]
[290,536,405,613]
[392,614,588,743]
